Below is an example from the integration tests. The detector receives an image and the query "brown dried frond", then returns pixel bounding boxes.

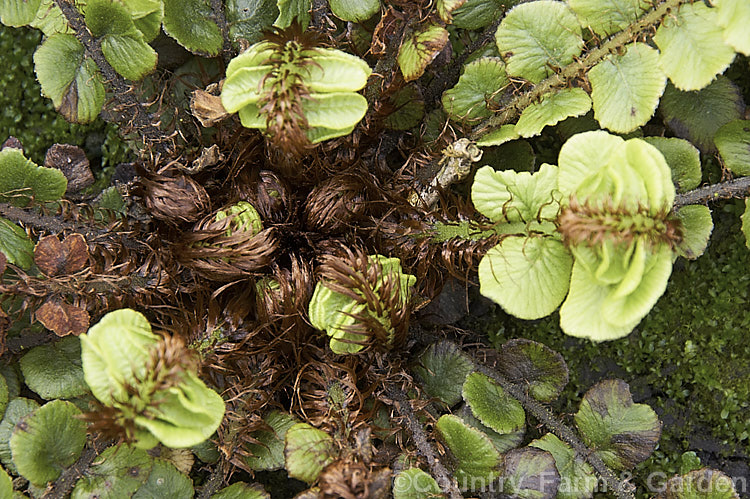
[293,349,376,433]
[558,197,683,249]
[255,256,316,340]
[304,174,372,233]
[177,209,279,281]
[139,173,211,224]
[319,460,392,499]
[316,247,412,352]
[235,169,292,224]
[145,334,200,393]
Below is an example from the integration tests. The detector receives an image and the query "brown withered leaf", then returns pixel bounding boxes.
[0,251,6,276]
[35,300,90,336]
[44,143,94,193]
[190,87,229,127]
[0,306,9,356]
[34,234,90,276]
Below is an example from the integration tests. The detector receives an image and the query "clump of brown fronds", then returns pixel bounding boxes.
[558,196,683,250]
[140,172,211,224]
[177,209,278,281]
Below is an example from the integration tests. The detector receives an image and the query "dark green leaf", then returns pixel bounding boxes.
[435,414,501,487]
[0,148,67,207]
[501,447,560,499]
[212,482,270,499]
[71,445,153,498]
[0,217,34,269]
[10,400,87,485]
[413,341,474,407]
[384,85,424,130]
[442,57,507,122]
[243,411,298,471]
[284,423,337,483]
[132,459,194,498]
[163,0,222,56]
[659,77,744,153]
[275,0,311,28]
[453,0,506,30]
[530,434,596,499]
[642,137,701,193]
[19,336,87,400]
[714,119,750,176]
[0,375,7,418]
[574,379,661,470]
[392,468,441,499]
[398,24,449,82]
[458,405,525,453]
[328,0,379,22]
[0,398,40,474]
[226,0,278,46]
[497,339,569,403]
[0,0,42,26]
[675,205,713,260]
[33,33,105,123]
[462,372,525,434]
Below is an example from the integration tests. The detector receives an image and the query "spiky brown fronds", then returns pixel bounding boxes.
[140,173,211,224]
[558,197,683,249]
[178,208,279,281]
[236,169,293,224]
[317,247,412,352]
[319,460,392,499]
[304,174,371,233]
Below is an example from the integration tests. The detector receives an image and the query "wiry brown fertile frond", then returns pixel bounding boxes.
[236,169,293,224]
[304,173,371,234]
[558,196,683,249]
[177,209,278,281]
[317,247,412,352]
[319,459,392,499]
[140,172,211,224]
[293,349,376,434]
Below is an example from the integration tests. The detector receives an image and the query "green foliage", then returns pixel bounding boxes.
[328,0,379,22]
[0,217,34,269]
[283,423,336,483]
[0,147,67,206]
[9,400,87,486]
[19,337,87,400]
[392,468,441,499]
[462,372,525,434]
[162,0,223,56]
[435,414,501,486]
[71,445,153,497]
[221,39,371,143]
[242,411,298,471]
[80,309,225,448]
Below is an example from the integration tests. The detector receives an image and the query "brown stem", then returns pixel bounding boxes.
[470,0,689,140]
[468,359,635,499]
[674,176,750,207]
[53,0,174,159]
[384,385,464,499]
[197,460,226,499]
[209,0,233,63]
[41,445,99,499]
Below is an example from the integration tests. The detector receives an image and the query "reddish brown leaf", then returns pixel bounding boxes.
[34,233,89,276]
[0,251,6,276]
[44,144,94,193]
[62,234,89,273]
[35,300,90,336]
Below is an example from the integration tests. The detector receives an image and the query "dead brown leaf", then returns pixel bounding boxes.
[34,233,90,276]
[35,300,90,336]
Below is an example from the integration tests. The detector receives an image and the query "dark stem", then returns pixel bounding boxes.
[53,0,174,159]
[209,0,233,63]
[384,385,464,499]
[423,16,504,106]
[468,359,635,499]
[197,461,226,499]
[674,176,750,208]
[41,445,99,499]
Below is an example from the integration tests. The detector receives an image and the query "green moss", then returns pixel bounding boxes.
[482,199,750,490]
[0,25,130,169]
